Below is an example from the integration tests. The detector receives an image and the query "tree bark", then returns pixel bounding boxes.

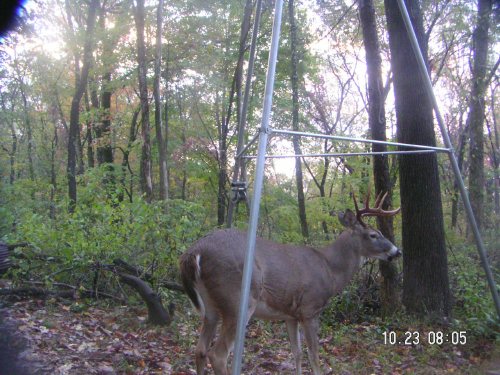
[226,0,255,227]
[133,0,153,202]
[384,0,451,317]
[119,107,140,203]
[94,4,117,197]
[19,84,34,181]
[359,0,399,314]
[0,95,17,184]
[288,0,309,241]
[84,89,95,169]
[467,0,492,231]
[67,0,99,212]
[154,0,169,201]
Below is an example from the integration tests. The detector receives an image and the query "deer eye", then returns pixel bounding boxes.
[369,233,378,239]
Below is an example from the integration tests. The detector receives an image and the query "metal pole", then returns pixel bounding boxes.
[227,0,264,228]
[241,149,443,159]
[396,0,500,318]
[236,132,260,159]
[271,128,450,152]
[232,0,284,373]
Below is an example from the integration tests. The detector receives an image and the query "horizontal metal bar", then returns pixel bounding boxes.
[241,149,445,159]
[270,128,451,153]
[236,132,260,159]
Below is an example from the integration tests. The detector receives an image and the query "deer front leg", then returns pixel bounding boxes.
[285,319,302,375]
[302,318,321,375]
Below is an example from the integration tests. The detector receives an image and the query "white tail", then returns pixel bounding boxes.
[180,193,400,375]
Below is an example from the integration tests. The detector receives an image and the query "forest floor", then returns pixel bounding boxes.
[0,298,498,375]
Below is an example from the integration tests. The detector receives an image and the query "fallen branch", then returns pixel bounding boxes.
[112,258,185,293]
[0,287,75,299]
[5,280,126,303]
[119,273,173,326]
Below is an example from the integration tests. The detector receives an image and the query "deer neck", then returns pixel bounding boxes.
[320,230,364,293]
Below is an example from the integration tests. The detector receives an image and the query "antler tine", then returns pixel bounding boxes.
[354,190,401,223]
[364,189,371,211]
[352,191,360,215]
[374,191,388,209]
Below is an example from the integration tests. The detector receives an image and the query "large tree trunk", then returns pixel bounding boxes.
[133,0,153,202]
[288,0,309,241]
[384,0,451,317]
[154,0,169,201]
[67,0,99,212]
[467,0,492,231]
[359,0,399,314]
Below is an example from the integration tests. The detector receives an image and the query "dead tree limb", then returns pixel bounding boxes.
[119,274,173,326]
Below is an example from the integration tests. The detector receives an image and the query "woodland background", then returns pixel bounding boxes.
[0,0,499,373]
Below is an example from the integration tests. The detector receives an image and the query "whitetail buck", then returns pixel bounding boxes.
[180,192,400,375]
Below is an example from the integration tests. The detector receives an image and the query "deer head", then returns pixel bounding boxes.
[338,191,401,261]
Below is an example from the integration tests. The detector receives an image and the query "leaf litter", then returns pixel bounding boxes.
[0,299,498,374]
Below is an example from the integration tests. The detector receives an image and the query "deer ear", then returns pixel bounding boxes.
[338,209,357,228]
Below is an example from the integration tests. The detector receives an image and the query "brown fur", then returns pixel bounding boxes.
[179,252,200,310]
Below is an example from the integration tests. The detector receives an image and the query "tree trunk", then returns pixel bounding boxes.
[133,0,153,202]
[84,89,95,169]
[1,96,17,184]
[467,0,492,231]
[97,71,113,166]
[488,90,499,221]
[119,107,140,203]
[9,121,17,184]
[50,122,58,220]
[217,105,228,226]
[67,0,99,212]
[288,0,309,241]
[226,0,255,227]
[384,0,451,317]
[359,0,400,314]
[19,85,34,181]
[93,4,116,197]
[451,117,468,229]
[154,0,169,201]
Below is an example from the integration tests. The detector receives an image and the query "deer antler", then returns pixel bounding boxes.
[352,190,401,225]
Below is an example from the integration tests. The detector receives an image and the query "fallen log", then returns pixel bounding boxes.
[0,281,125,303]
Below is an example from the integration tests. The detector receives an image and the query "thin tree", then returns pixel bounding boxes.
[95,3,115,167]
[359,0,399,313]
[67,0,99,212]
[288,0,309,241]
[467,0,493,230]
[154,0,169,201]
[133,0,153,202]
[384,0,451,316]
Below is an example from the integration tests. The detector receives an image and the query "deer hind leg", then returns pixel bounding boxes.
[208,316,236,375]
[208,299,257,375]
[285,319,302,375]
[302,318,321,375]
[195,309,219,375]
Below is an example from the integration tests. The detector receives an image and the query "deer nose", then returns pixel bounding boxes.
[387,246,402,262]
